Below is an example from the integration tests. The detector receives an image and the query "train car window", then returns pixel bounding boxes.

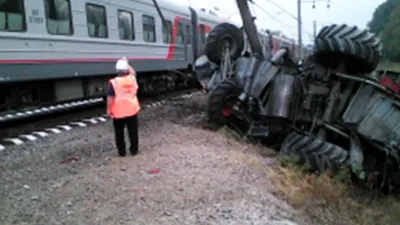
[185,24,191,44]
[0,0,26,32]
[86,3,108,38]
[44,0,73,35]
[199,24,206,43]
[142,15,155,42]
[162,20,172,43]
[177,21,184,44]
[118,10,134,40]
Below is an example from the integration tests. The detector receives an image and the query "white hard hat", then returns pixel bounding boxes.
[115,59,129,72]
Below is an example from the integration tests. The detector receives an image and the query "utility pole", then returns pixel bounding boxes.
[313,20,317,41]
[297,0,302,59]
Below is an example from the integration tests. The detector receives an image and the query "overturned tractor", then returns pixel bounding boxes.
[195,21,400,191]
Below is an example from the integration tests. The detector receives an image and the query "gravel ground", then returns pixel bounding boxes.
[0,94,313,225]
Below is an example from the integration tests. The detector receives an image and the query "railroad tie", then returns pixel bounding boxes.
[20,134,37,141]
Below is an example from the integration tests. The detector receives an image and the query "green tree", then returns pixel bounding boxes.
[368,0,400,35]
[381,4,400,62]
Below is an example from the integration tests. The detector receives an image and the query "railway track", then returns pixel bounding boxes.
[0,97,105,125]
[0,89,205,151]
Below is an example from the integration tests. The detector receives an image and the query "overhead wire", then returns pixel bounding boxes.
[250,0,314,40]
[263,0,315,36]
[266,0,297,21]
[251,2,296,28]
[225,10,240,20]
[265,0,331,32]
[251,0,318,42]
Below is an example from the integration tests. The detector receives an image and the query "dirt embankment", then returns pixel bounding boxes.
[0,94,315,225]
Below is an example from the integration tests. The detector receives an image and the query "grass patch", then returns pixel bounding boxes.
[270,156,346,208]
[216,125,400,225]
[268,156,400,225]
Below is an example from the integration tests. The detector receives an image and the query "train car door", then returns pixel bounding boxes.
[189,7,199,61]
[183,22,188,60]
[184,21,193,63]
[198,24,206,56]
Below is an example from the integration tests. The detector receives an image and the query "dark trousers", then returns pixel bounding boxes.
[112,114,138,156]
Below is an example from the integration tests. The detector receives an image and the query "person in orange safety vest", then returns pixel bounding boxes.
[107,57,140,157]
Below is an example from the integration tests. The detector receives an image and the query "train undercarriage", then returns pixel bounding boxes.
[0,67,197,123]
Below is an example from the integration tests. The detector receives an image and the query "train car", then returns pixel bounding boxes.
[0,0,221,116]
[258,31,303,60]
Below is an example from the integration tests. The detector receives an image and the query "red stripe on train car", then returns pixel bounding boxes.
[166,16,181,60]
[0,57,165,64]
[166,17,211,60]
[0,16,214,64]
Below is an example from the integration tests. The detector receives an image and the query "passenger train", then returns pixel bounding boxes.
[0,0,305,115]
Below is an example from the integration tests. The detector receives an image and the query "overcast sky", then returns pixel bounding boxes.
[176,0,385,44]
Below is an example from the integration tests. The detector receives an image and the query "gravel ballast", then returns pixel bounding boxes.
[0,94,311,225]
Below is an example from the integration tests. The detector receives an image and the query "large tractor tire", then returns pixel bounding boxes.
[313,24,382,74]
[279,132,348,173]
[207,79,242,128]
[205,23,244,65]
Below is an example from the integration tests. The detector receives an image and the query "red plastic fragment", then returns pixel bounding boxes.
[379,76,400,94]
[60,155,81,164]
[147,168,160,174]
[222,108,232,117]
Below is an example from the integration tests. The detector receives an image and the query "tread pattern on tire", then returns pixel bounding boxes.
[279,132,348,172]
[207,79,242,127]
[205,23,244,64]
[313,24,383,73]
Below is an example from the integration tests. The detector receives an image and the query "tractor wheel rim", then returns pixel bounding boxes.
[221,95,236,117]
